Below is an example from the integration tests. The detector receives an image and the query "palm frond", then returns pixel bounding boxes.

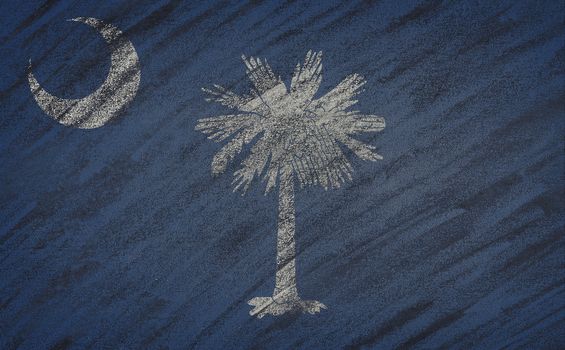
[290,123,352,189]
[344,114,385,134]
[290,50,323,103]
[312,73,365,113]
[241,55,282,94]
[232,133,274,192]
[319,111,385,135]
[211,126,262,175]
[196,114,263,174]
[336,134,383,161]
[202,84,270,115]
[196,114,258,140]
[201,85,247,110]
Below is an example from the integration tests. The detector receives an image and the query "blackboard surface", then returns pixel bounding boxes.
[1,1,564,349]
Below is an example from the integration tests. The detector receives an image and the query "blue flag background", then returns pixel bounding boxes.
[1,1,564,349]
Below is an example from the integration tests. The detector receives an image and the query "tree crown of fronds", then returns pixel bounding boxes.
[196,50,385,193]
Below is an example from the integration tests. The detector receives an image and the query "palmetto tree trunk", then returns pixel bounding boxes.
[273,167,299,302]
[248,167,327,318]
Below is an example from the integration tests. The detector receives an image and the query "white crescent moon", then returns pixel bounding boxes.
[28,17,140,129]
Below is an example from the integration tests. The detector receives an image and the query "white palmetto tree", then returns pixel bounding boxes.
[196,51,385,318]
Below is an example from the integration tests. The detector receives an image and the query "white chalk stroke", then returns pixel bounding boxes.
[196,51,385,318]
[28,17,140,129]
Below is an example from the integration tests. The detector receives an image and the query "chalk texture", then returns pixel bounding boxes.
[1,1,564,349]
